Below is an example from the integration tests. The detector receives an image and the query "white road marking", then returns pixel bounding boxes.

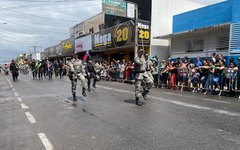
[12,88,15,92]
[17,97,22,102]
[38,133,54,150]
[97,85,240,117]
[162,92,183,97]
[25,112,36,124]
[14,92,19,97]
[21,103,29,109]
[202,98,230,104]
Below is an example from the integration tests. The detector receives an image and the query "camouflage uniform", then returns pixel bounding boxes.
[134,54,153,105]
[68,58,87,101]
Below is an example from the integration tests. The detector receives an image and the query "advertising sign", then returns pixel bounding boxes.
[44,44,62,58]
[75,35,92,53]
[138,20,151,46]
[93,21,134,50]
[102,0,127,17]
[61,37,75,56]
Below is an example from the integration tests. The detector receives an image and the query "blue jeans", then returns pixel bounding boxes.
[205,74,214,93]
[217,74,224,90]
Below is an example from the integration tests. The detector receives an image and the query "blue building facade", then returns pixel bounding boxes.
[167,0,240,64]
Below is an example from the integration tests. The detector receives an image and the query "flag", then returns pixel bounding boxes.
[83,51,90,61]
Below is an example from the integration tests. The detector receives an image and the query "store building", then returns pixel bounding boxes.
[151,0,206,59]
[155,0,240,63]
[69,0,151,61]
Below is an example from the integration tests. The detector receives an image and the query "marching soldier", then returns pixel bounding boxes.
[85,60,98,92]
[68,53,87,101]
[134,49,153,106]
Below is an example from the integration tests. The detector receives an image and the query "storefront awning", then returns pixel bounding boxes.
[154,22,231,40]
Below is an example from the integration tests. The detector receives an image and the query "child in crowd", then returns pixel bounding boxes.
[191,69,200,93]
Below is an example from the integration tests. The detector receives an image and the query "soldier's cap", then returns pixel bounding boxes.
[138,49,144,53]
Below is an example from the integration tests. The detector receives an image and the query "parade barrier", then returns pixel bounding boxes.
[100,66,240,99]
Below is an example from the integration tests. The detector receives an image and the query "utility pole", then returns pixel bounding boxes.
[134,3,138,58]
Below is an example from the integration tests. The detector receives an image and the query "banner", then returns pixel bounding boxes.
[138,20,151,46]
[75,35,92,53]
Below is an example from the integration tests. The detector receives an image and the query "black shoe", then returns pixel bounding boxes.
[92,85,96,88]
[142,93,147,101]
[88,88,91,92]
[73,93,77,101]
[82,88,87,97]
[136,97,142,106]
[142,90,149,100]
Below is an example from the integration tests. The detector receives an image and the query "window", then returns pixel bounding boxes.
[187,40,204,52]
[99,24,105,31]
[217,35,229,51]
[89,28,94,34]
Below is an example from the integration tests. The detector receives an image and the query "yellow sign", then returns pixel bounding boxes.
[62,42,73,52]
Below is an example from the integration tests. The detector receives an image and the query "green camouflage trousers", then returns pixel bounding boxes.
[135,76,153,98]
[71,74,86,95]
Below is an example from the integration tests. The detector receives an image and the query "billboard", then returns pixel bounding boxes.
[44,44,62,58]
[93,20,151,50]
[75,35,92,53]
[93,21,135,50]
[102,0,127,17]
[138,20,151,46]
[61,37,75,56]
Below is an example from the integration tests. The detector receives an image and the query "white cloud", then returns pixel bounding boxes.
[0,0,102,61]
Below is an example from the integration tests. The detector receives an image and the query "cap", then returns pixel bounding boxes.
[237,57,240,60]
[138,49,144,52]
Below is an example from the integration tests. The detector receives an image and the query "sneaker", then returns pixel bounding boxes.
[215,88,220,91]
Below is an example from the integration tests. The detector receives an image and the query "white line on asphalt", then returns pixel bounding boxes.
[38,133,54,150]
[25,112,36,124]
[162,92,183,97]
[202,98,231,104]
[14,92,19,97]
[12,88,15,92]
[21,103,29,109]
[17,97,22,102]
[97,85,240,117]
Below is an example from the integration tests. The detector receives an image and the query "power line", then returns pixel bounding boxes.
[1,8,78,22]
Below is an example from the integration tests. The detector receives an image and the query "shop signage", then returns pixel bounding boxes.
[138,20,151,46]
[93,21,134,50]
[75,35,92,53]
[44,44,62,58]
[61,37,75,55]
[93,20,151,50]
[102,0,127,17]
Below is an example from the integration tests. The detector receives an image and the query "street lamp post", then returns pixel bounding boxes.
[134,3,138,58]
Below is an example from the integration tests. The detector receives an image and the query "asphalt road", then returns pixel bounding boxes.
[1,73,240,150]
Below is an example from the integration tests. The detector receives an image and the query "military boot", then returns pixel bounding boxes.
[82,88,87,97]
[73,93,77,101]
[135,97,142,106]
[142,89,149,101]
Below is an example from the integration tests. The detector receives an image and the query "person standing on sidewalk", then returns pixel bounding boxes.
[10,60,19,82]
[134,49,153,106]
[68,53,87,101]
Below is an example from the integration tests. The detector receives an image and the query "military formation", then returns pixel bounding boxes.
[67,49,154,106]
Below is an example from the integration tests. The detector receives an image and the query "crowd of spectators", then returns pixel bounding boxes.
[97,53,240,97]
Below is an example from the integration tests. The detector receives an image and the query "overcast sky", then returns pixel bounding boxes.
[0,0,226,61]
